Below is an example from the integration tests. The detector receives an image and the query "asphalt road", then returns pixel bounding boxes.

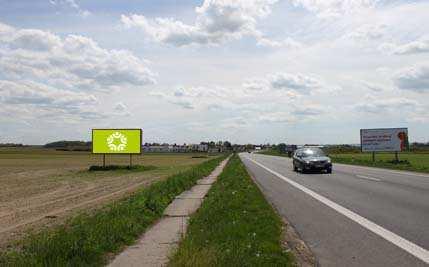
[240,153,429,267]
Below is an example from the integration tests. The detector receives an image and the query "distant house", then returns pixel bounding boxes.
[198,144,208,152]
[142,143,208,153]
[208,147,221,153]
[142,145,170,153]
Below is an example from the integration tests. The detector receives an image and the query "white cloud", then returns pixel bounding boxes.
[243,72,339,96]
[291,0,379,18]
[291,105,324,116]
[269,72,322,93]
[393,65,429,92]
[0,22,156,92]
[257,104,324,123]
[149,86,237,110]
[114,102,131,116]
[345,24,386,41]
[121,0,286,46]
[258,112,297,123]
[114,102,127,112]
[361,81,386,92]
[354,97,419,114]
[49,0,91,17]
[7,29,61,51]
[243,78,270,92]
[0,80,101,121]
[379,38,429,55]
[256,37,302,48]
[0,80,96,106]
[0,21,155,123]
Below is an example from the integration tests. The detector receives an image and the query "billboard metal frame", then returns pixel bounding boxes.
[360,127,408,153]
[91,128,143,155]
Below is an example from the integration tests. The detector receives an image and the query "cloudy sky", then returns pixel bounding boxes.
[1,0,428,145]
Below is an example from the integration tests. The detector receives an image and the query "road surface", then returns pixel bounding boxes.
[240,153,429,267]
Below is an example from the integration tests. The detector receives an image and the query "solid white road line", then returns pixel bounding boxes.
[244,156,429,264]
[356,175,381,182]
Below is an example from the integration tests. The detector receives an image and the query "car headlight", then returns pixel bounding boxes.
[305,161,310,164]
[327,159,331,163]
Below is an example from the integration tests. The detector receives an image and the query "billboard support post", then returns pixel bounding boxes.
[103,154,106,168]
[129,154,132,168]
[395,151,399,162]
[372,152,375,162]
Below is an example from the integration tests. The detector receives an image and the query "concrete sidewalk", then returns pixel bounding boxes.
[109,157,229,267]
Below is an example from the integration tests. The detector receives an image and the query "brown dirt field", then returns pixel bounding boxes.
[0,148,212,248]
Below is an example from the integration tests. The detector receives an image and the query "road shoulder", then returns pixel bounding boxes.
[246,157,316,267]
[169,154,295,266]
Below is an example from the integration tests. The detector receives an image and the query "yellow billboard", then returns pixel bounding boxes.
[92,129,142,154]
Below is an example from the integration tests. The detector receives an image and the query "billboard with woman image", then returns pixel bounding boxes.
[360,128,408,152]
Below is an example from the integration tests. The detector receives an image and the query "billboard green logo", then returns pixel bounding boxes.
[92,129,142,154]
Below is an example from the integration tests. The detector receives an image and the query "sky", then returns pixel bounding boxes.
[0,0,428,145]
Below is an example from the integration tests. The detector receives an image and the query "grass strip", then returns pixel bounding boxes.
[258,150,287,157]
[0,155,227,266]
[330,154,429,173]
[169,154,294,267]
[260,149,429,174]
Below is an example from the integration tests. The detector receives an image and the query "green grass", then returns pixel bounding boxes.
[169,155,294,267]
[259,149,429,174]
[330,152,429,173]
[258,150,287,157]
[0,155,227,266]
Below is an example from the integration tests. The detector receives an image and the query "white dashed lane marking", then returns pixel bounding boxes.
[244,156,429,265]
[356,175,381,182]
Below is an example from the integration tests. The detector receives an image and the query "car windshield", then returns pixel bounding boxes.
[301,148,325,157]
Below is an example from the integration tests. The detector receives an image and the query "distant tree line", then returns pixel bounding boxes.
[44,141,92,151]
[0,143,25,147]
[410,142,429,152]
[323,143,429,154]
[323,145,361,154]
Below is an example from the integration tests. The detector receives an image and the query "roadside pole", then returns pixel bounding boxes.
[395,151,399,162]
[372,152,375,162]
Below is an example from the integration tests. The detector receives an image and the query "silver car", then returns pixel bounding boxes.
[293,147,332,173]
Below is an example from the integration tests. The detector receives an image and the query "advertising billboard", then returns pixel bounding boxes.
[92,129,142,154]
[360,128,408,152]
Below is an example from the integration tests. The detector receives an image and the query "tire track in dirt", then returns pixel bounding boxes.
[0,178,156,232]
[0,175,161,248]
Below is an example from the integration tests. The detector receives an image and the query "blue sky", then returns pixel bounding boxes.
[0,0,428,145]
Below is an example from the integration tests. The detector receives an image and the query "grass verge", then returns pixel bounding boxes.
[260,149,429,174]
[0,155,227,266]
[330,153,429,173]
[258,150,288,157]
[169,154,294,266]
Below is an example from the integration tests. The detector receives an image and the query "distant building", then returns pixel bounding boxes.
[142,145,170,153]
[198,144,208,152]
[208,147,221,153]
[142,143,208,153]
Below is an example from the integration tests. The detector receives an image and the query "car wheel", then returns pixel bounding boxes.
[293,164,298,172]
[326,167,332,174]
